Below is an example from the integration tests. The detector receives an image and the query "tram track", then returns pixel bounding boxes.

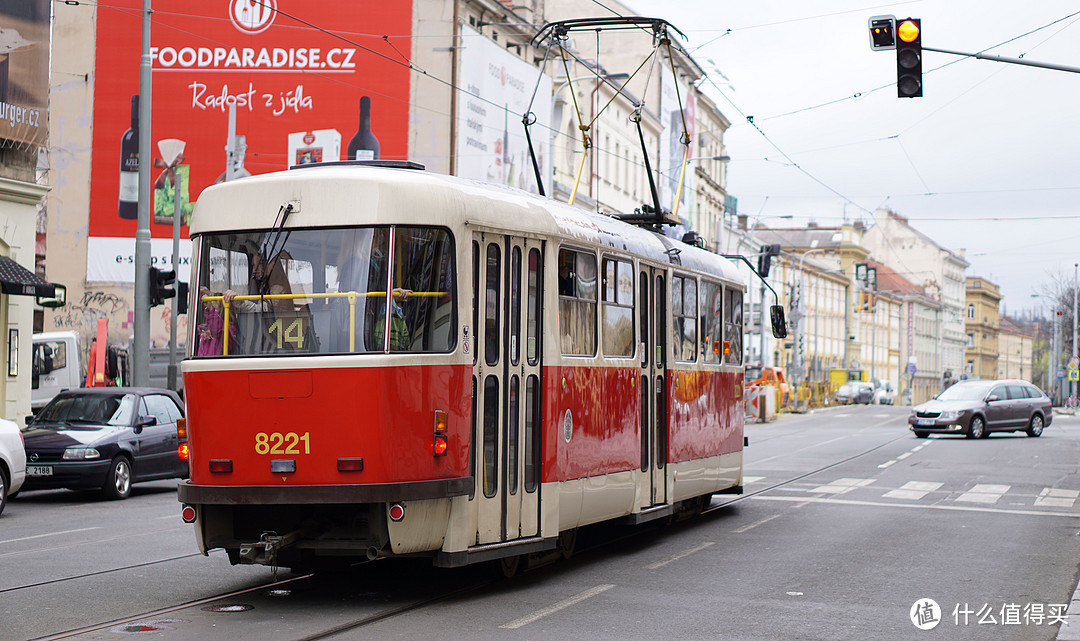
[28,571,316,641]
[708,430,912,513]
[25,428,913,641]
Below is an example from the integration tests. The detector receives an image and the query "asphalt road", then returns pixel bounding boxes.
[3,405,1079,640]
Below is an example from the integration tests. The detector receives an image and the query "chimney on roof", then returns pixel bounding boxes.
[738,214,748,231]
[807,221,818,229]
[853,220,866,232]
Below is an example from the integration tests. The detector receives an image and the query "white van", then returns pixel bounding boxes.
[31,331,83,412]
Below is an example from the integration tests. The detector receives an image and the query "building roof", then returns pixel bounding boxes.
[873,209,969,267]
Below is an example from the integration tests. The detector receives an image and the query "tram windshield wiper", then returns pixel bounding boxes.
[258,203,295,294]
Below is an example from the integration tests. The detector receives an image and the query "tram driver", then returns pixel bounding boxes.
[222,246,309,353]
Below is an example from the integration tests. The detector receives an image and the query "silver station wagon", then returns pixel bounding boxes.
[909,379,1052,439]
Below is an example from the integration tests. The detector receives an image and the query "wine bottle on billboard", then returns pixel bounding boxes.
[118,94,140,219]
[346,96,380,161]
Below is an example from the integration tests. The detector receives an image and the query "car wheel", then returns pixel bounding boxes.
[0,467,8,516]
[967,416,986,439]
[1026,415,1044,437]
[913,431,928,439]
[102,456,133,500]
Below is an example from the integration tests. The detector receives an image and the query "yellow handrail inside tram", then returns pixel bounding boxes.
[199,290,446,356]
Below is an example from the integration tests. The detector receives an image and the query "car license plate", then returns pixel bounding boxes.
[26,465,53,477]
[916,418,935,426]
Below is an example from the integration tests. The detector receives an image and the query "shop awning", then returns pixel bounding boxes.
[0,255,54,297]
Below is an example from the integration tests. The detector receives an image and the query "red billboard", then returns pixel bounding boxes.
[89,0,412,246]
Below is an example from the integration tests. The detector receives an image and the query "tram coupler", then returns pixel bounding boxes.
[238,530,301,566]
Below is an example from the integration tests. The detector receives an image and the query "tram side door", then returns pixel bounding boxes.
[639,265,668,508]
[473,234,543,546]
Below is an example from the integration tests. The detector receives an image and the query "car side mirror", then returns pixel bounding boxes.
[985,394,999,403]
[770,305,788,339]
[134,415,158,433]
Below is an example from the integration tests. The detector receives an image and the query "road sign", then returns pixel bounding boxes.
[906,363,917,376]
[1070,370,1079,382]
[1069,355,1079,370]
[1057,369,1065,380]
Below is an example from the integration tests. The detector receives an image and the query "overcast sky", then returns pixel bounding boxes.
[624,0,1079,315]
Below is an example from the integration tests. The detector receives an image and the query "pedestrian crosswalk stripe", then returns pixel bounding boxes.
[810,478,875,494]
[1034,487,1079,508]
[883,481,943,500]
[956,484,1011,504]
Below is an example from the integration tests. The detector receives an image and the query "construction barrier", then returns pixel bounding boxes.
[746,384,777,422]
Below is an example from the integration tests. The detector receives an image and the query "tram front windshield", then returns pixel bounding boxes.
[191,226,456,356]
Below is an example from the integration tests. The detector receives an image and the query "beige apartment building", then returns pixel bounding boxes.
[964,276,1001,380]
[997,317,1035,382]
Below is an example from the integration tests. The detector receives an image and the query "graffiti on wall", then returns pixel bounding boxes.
[50,290,127,331]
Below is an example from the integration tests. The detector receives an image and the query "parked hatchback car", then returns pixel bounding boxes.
[22,388,186,499]
[909,379,1051,439]
[0,417,26,516]
[835,382,873,405]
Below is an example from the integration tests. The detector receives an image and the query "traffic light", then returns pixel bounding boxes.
[868,16,896,50]
[896,18,922,98]
[176,281,189,315]
[149,266,176,307]
[757,244,781,278]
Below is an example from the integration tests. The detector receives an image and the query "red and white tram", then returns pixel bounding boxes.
[178,160,782,573]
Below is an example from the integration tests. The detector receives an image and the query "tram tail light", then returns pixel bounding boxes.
[433,409,448,457]
[181,504,197,523]
[176,418,189,461]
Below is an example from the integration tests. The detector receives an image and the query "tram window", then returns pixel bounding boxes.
[472,242,480,365]
[470,376,477,499]
[508,375,519,495]
[524,374,540,493]
[671,275,697,362]
[640,377,649,472]
[485,244,501,366]
[510,247,522,366]
[639,273,648,368]
[701,281,723,364]
[558,248,597,356]
[193,226,456,356]
[601,257,634,357]
[725,288,743,365]
[483,375,499,498]
[526,248,541,366]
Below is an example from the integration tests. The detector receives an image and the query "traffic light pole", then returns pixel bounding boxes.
[922,46,1080,75]
[133,0,152,386]
[168,173,182,390]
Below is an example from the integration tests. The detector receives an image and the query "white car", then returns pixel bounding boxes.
[873,382,896,405]
[0,417,26,516]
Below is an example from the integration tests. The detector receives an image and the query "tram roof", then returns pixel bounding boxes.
[190,163,745,286]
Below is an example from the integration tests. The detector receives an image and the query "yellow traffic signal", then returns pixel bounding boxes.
[896,18,922,97]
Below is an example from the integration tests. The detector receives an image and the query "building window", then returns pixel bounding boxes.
[967,304,975,319]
